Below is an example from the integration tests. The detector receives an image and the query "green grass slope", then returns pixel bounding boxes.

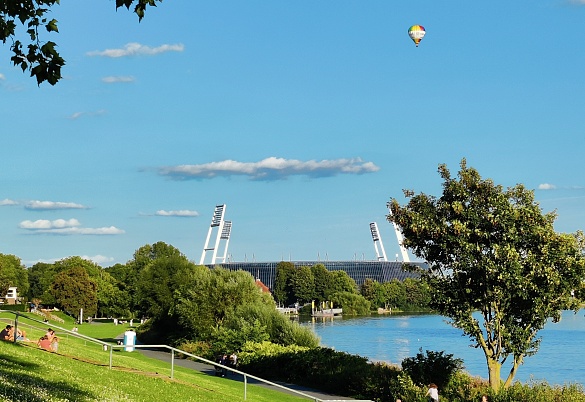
[0,314,305,402]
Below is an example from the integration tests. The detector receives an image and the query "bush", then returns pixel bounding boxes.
[401,348,464,391]
[329,291,371,315]
[494,381,585,402]
[177,340,212,359]
[238,342,404,400]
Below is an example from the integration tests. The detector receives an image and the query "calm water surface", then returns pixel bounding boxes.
[301,310,585,385]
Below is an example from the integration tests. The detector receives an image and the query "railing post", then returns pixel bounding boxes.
[13,313,19,344]
[109,345,113,369]
[244,374,247,400]
[171,349,175,379]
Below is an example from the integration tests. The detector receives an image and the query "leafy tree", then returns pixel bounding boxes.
[326,270,357,296]
[172,267,271,342]
[0,0,161,85]
[311,263,332,303]
[402,277,431,309]
[0,254,28,299]
[360,278,388,309]
[27,262,57,303]
[290,265,315,304]
[329,291,371,315]
[50,266,97,318]
[382,279,407,309]
[125,241,186,314]
[401,349,463,391]
[388,159,585,391]
[273,261,295,306]
[53,256,127,317]
[134,252,194,321]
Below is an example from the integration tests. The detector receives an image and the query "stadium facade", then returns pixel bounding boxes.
[200,205,426,291]
[207,260,425,291]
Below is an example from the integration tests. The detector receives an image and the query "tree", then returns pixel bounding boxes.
[273,261,295,306]
[326,270,357,296]
[134,252,194,321]
[50,266,97,318]
[329,291,370,315]
[27,262,57,303]
[311,264,331,303]
[290,266,315,304]
[0,254,28,299]
[125,241,186,314]
[0,0,161,85]
[388,159,585,392]
[173,267,272,341]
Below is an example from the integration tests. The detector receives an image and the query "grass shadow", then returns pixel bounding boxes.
[0,349,97,401]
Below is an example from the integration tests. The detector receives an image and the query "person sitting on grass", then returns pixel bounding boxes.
[6,326,31,342]
[0,325,11,340]
[38,335,53,351]
[51,335,59,352]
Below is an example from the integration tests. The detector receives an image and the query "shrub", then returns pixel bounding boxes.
[177,340,212,359]
[494,381,585,402]
[401,348,464,391]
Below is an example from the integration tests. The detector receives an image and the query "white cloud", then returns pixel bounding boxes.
[19,218,81,229]
[19,219,124,235]
[24,255,115,267]
[568,0,585,4]
[155,209,199,217]
[87,42,184,58]
[81,255,116,265]
[0,198,18,206]
[538,183,557,190]
[0,73,5,80]
[67,110,106,120]
[102,76,135,83]
[159,157,380,181]
[25,200,88,210]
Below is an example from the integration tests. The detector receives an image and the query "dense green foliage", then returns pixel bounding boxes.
[0,0,161,85]
[401,349,464,390]
[0,254,28,299]
[360,277,431,311]
[273,261,375,315]
[50,266,98,318]
[238,340,585,402]
[389,159,585,391]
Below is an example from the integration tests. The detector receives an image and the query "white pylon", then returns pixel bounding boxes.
[199,204,232,265]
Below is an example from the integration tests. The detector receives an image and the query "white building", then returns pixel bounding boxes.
[4,287,18,304]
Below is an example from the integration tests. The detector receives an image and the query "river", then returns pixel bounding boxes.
[301,310,585,386]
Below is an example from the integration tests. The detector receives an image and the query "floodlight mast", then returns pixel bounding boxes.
[370,222,388,261]
[199,204,228,265]
[218,221,232,263]
[388,207,410,263]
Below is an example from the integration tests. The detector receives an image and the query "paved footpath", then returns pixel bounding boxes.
[136,347,360,401]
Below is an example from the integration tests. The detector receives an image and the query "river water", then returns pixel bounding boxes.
[301,310,585,386]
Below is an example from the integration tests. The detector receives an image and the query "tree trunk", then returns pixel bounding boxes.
[503,355,522,389]
[487,358,502,392]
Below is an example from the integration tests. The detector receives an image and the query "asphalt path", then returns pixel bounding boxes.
[135,346,360,401]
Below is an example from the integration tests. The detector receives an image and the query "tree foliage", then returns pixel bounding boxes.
[401,349,464,391]
[0,0,161,85]
[388,159,585,392]
[0,254,29,298]
[50,266,97,318]
[273,261,294,305]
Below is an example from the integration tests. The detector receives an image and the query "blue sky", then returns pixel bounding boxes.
[1,0,585,267]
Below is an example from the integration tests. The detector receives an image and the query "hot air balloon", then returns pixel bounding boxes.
[408,25,426,47]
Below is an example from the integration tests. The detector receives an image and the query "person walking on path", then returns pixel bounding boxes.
[426,383,439,402]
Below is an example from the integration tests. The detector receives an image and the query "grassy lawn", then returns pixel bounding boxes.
[0,313,307,402]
